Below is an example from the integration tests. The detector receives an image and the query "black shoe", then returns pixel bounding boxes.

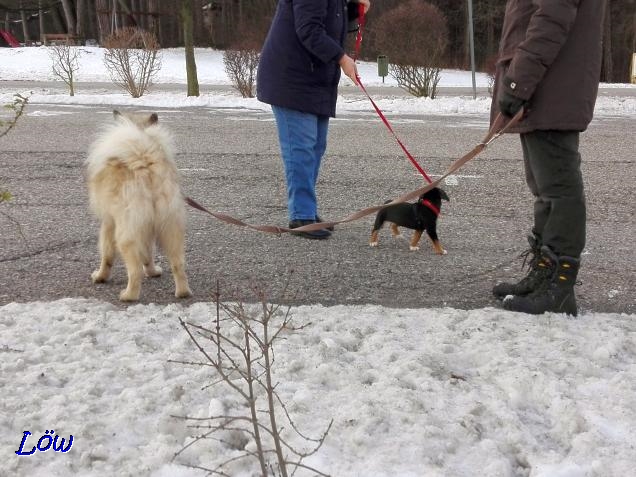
[289,219,331,240]
[503,246,580,316]
[315,215,335,232]
[493,234,545,299]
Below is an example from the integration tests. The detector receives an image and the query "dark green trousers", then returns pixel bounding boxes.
[520,130,586,258]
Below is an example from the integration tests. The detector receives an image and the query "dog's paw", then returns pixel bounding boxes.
[369,241,379,247]
[91,270,108,283]
[409,245,420,251]
[119,289,140,302]
[175,287,193,299]
[144,264,163,277]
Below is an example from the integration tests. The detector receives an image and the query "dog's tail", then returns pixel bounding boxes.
[87,119,182,215]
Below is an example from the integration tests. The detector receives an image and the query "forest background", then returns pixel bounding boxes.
[1,0,635,83]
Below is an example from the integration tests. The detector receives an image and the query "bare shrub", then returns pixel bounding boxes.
[1,93,29,243]
[372,1,448,98]
[48,44,82,96]
[223,29,261,98]
[0,93,28,141]
[102,27,162,98]
[172,282,331,477]
[1,93,29,203]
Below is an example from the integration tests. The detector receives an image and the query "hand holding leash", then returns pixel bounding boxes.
[354,0,371,14]
[498,76,528,117]
[339,54,359,85]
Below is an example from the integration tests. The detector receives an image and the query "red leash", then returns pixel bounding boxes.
[352,6,433,184]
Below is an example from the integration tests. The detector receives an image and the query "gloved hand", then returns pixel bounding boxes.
[498,89,527,117]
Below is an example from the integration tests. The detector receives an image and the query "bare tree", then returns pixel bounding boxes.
[222,26,263,99]
[1,93,29,245]
[48,44,82,96]
[75,0,86,39]
[373,1,449,98]
[171,283,332,477]
[223,48,259,98]
[181,0,199,96]
[0,93,28,141]
[102,27,162,98]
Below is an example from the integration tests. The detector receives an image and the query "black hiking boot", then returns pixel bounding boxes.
[493,234,547,299]
[503,246,580,316]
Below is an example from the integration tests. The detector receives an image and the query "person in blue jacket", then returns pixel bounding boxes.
[257,0,371,240]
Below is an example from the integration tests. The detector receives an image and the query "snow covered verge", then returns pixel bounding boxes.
[1,298,635,477]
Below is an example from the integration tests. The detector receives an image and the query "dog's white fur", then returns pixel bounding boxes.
[86,110,191,301]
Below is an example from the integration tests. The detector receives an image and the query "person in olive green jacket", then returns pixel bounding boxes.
[491,0,608,316]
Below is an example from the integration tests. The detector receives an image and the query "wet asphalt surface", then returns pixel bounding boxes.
[0,83,634,313]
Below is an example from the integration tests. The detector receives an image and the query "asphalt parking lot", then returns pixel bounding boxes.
[0,84,634,313]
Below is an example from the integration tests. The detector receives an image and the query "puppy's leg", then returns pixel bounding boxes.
[409,230,423,251]
[369,229,380,247]
[160,216,192,299]
[426,226,447,255]
[370,215,384,247]
[390,223,403,239]
[143,241,163,278]
[92,216,115,283]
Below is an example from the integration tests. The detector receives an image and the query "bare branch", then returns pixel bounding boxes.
[223,47,260,98]
[102,27,162,98]
[174,282,331,476]
[47,44,81,96]
[0,93,29,140]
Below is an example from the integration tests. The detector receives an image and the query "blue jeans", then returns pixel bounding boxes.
[272,105,329,221]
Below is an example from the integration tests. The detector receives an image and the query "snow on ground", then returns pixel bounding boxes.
[1,47,635,117]
[1,46,636,476]
[2,299,636,477]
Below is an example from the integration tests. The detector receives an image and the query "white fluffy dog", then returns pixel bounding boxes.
[86,110,192,301]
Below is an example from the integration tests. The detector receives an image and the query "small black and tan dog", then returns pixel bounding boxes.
[369,187,450,254]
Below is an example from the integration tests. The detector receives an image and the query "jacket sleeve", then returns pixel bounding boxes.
[506,0,581,100]
[293,0,345,65]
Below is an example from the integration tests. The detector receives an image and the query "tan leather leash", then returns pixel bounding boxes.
[185,109,524,234]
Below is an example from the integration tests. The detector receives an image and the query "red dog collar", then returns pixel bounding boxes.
[421,199,440,216]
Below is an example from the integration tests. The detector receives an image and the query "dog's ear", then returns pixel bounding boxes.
[148,113,159,125]
[113,110,121,119]
[439,189,450,201]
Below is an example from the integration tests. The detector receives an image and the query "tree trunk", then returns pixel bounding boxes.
[96,0,111,41]
[61,0,77,36]
[76,0,86,41]
[463,1,470,69]
[86,0,99,42]
[19,3,31,43]
[485,1,496,66]
[39,0,46,43]
[117,0,137,27]
[148,0,160,42]
[51,5,66,34]
[182,0,200,96]
[602,2,612,82]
